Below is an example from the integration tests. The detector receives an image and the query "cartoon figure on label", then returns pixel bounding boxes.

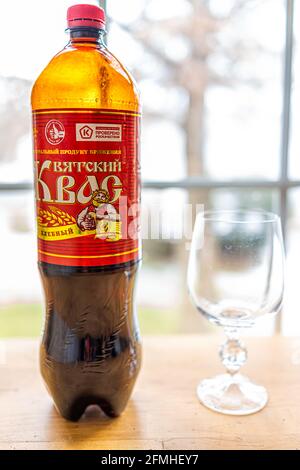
[76,189,121,241]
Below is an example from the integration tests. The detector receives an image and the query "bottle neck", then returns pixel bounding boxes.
[68,27,106,47]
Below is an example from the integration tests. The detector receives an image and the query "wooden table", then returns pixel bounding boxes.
[0,336,299,450]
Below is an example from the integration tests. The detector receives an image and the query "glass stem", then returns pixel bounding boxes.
[220,327,247,375]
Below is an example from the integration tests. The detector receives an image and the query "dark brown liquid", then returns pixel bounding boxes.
[39,261,141,421]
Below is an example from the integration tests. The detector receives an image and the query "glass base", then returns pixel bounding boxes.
[197,373,268,416]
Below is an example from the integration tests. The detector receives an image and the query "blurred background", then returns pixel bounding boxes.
[0,0,299,337]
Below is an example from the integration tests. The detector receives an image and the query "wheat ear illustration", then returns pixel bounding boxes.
[38,207,76,227]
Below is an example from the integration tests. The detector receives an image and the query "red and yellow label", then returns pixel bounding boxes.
[32,109,141,267]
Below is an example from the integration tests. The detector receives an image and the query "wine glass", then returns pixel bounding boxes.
[187,210,284,415]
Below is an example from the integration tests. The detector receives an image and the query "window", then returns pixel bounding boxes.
[0,0,298,336]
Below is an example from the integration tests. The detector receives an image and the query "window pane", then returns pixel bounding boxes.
[0,0,286,184]
[0,1,98,184]
[0,188,278,337]
[108,0,284,182]
[140,187,279,335]
[0,1,290,336]
[204,0,284,180]
[289,0,300,179]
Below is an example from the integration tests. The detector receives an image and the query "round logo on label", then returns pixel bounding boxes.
[45,120,65,145]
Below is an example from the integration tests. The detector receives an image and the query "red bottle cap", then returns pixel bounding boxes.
[67,4,106,29]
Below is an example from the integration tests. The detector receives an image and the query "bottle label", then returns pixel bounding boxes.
[32,109,141,267]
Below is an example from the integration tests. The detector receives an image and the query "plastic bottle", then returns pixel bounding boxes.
[31,4,141,421]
